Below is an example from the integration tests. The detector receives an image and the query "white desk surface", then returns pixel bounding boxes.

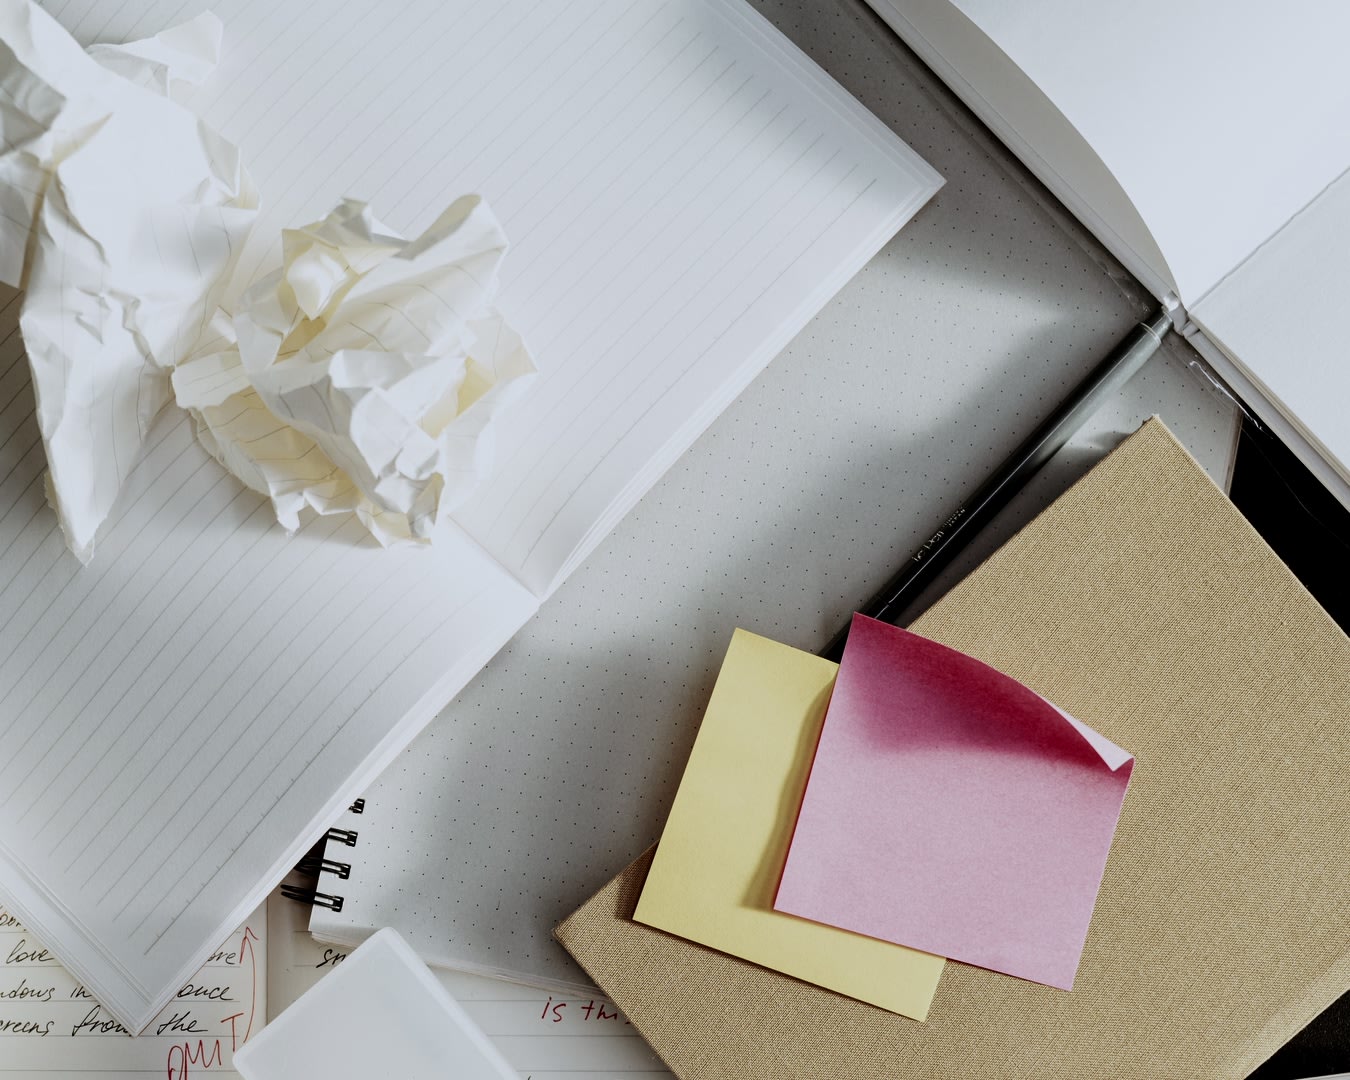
[328,0,1239,990]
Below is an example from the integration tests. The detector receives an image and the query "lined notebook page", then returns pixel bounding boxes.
[54,0,941,595]
[0,905,265,1077]
[267,885,672,1078]
[0,288,537,1029]
[21,0,936,1030]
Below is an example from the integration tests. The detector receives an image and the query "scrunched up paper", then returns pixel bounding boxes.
[0,1,535,560]
[0,1,256,562]
[173,197,535,545]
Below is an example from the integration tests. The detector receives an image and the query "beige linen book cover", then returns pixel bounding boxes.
[554,418,1350,1080]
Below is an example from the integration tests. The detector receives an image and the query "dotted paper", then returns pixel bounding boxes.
[310,0,1238,988]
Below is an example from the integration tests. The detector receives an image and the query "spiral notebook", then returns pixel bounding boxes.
[0,0,939,1032]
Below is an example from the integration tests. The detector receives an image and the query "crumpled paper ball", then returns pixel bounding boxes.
[172,195,536,546]
[0,2,257,562]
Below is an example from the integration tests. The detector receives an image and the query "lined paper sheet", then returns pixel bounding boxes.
[0,905,265,1078]
[267,885,671,1078]
[0,285,538,1028]
[12,0,937,1030]
[54,0,940,595]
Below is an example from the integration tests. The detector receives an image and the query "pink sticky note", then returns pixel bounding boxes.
[775,615,1134,989]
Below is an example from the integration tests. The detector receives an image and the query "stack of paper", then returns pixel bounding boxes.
[556,419,1350,1078]
[632,613,1134,1019]
[631,630,944,1019]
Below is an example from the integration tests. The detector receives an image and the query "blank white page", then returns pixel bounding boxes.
[942,0,1350,306]
[1191,164,1350,488]
[864,0,1179,305]
[53,0,941,596]
[0,288,537,1030]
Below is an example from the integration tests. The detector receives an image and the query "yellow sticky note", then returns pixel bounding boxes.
[634,629,945,1019]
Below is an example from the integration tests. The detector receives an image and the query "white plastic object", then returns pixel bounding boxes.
[233,928,516,1079]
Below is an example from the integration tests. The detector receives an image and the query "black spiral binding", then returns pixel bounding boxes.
[279,884,345,912]
[295,854,351,880]
[282,798,365,911]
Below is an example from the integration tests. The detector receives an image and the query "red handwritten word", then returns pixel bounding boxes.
[165,1038,223,1080]
[579,999,626,1023]
[538,995,630,1025]
[164,924,259,1079]
[238,926,258,1044]
[541,995,566,1023]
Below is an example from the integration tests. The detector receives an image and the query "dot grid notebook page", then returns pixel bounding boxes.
[301,3,1240,996]
[0,0,939,1030]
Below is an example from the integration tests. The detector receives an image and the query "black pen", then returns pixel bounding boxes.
[820,306,1172,662]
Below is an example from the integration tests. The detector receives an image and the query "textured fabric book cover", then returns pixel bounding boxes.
[555,418,1350,1080]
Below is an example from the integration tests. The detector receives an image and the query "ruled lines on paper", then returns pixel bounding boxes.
[12,0,936,1023]
[53,0,935,595]
[0,905,265,1078]
[268,886,671,1078]
[0,290,537,1010]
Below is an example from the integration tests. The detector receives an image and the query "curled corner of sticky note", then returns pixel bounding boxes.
[1056,707,1135,772]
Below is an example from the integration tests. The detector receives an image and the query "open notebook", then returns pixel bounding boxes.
[0,0,940,1031]
[866,0,1350,508]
